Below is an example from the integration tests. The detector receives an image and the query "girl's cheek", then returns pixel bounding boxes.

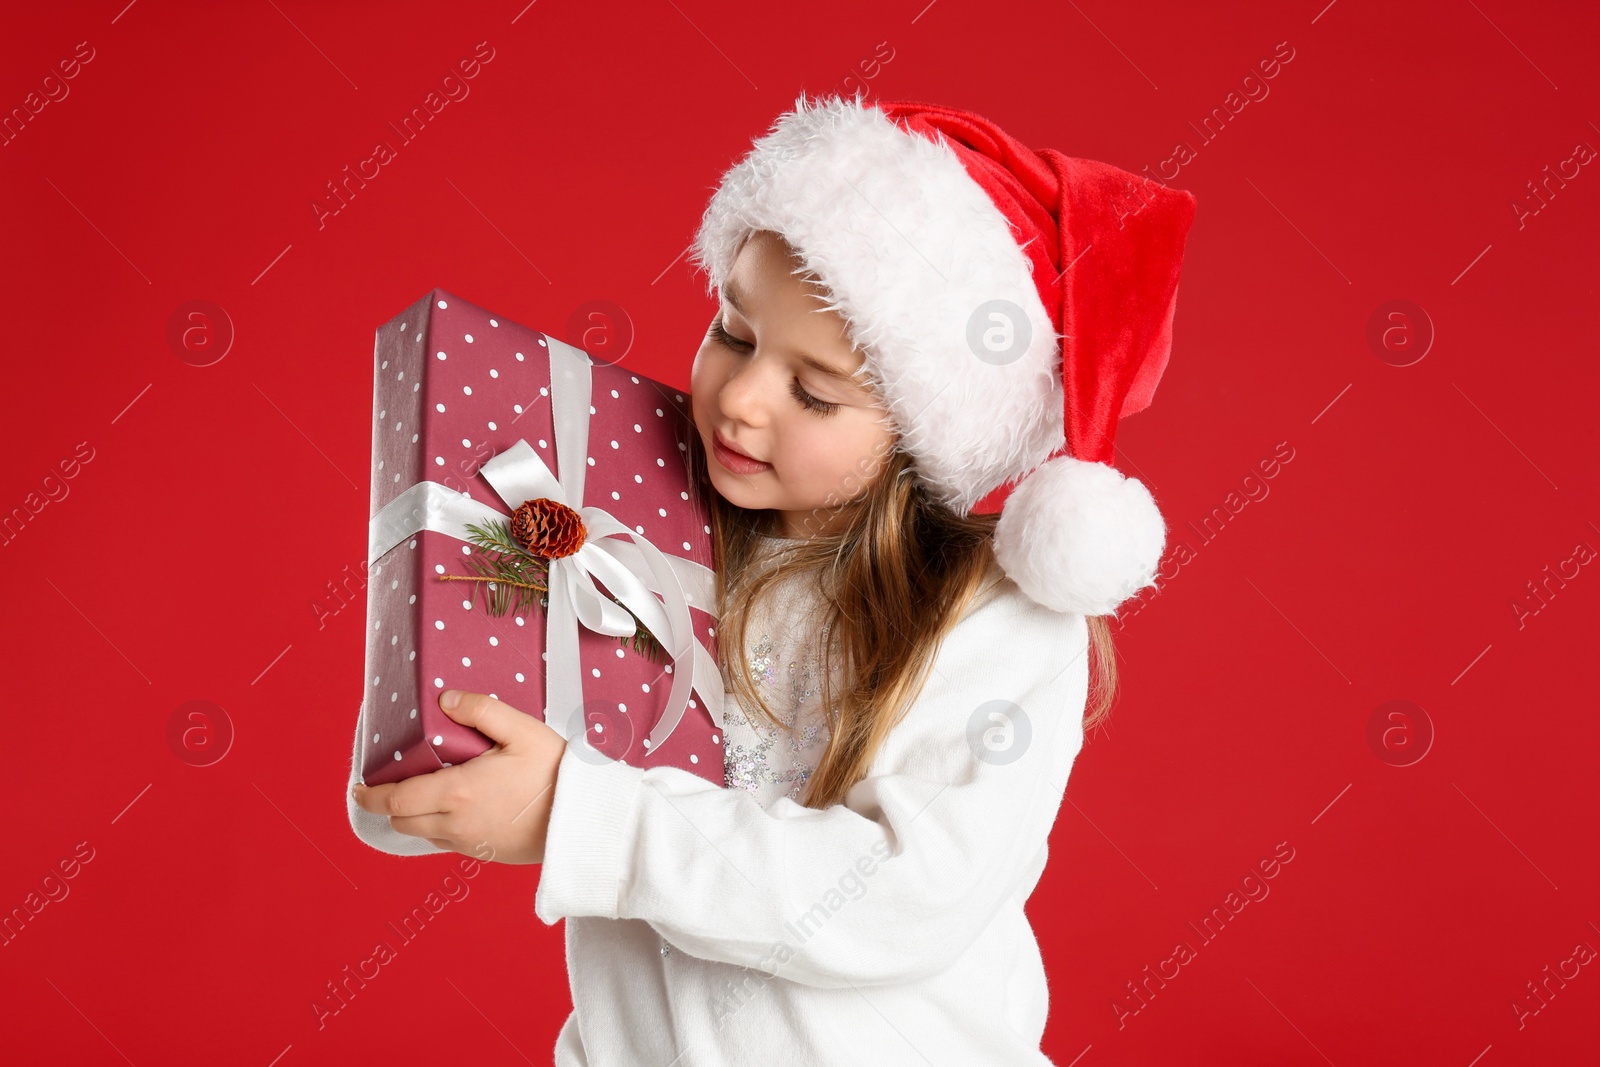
[688,357,711,419]
[689,345,723,397]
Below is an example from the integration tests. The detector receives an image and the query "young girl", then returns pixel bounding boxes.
[352,93,1195,1064]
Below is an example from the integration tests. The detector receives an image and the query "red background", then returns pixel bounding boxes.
[2,1,1595,1063]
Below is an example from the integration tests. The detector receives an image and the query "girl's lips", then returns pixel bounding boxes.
[712,431,772,474]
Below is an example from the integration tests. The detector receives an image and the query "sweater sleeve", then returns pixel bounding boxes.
[532,588,1090,989]
[344,702,452,858]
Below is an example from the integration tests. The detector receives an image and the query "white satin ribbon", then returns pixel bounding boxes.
[367,333,722,755]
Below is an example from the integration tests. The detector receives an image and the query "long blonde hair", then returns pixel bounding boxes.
[689,428,1119,810]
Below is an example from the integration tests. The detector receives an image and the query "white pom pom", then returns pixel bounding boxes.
[992,456,1167,616]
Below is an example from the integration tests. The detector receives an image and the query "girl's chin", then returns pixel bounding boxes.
[714,472,772,500]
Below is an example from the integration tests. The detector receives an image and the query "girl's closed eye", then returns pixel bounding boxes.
[711,315,840,416]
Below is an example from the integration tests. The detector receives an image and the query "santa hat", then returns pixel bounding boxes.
[689,93,1198,617]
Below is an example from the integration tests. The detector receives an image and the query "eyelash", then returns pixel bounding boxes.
[710,316,840,416]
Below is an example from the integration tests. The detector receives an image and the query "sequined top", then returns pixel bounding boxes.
[720,536,838,805]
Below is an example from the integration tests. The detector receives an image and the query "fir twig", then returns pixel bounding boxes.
[435,518,669,664]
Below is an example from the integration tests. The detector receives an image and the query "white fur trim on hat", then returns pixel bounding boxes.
[690,93,1065,516]
[992,456,1167,617]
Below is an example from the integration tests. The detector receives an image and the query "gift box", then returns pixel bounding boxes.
[357,287,725,787]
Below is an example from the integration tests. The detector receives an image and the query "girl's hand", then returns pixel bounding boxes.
[351,690,566,865]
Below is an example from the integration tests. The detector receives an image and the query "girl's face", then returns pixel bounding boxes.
[691,230,896,539]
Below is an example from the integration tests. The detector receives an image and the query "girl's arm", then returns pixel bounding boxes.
[534,589,1090,989]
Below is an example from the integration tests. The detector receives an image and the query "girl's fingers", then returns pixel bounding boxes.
[354,772,453,818]
[438,689,536,747]
[388,812,452,840]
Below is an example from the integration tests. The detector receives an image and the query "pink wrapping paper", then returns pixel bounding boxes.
[357,287,723,787]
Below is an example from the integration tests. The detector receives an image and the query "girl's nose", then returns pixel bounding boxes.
[717,352,772,426]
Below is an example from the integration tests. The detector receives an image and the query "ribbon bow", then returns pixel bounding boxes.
[367,334,722,757]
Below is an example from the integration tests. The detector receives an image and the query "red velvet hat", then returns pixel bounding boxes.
[691,93,1198,616]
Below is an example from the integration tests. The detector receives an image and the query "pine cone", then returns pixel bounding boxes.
[510,498,586,558]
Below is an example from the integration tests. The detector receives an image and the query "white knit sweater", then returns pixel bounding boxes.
[347,546,1090,1066]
